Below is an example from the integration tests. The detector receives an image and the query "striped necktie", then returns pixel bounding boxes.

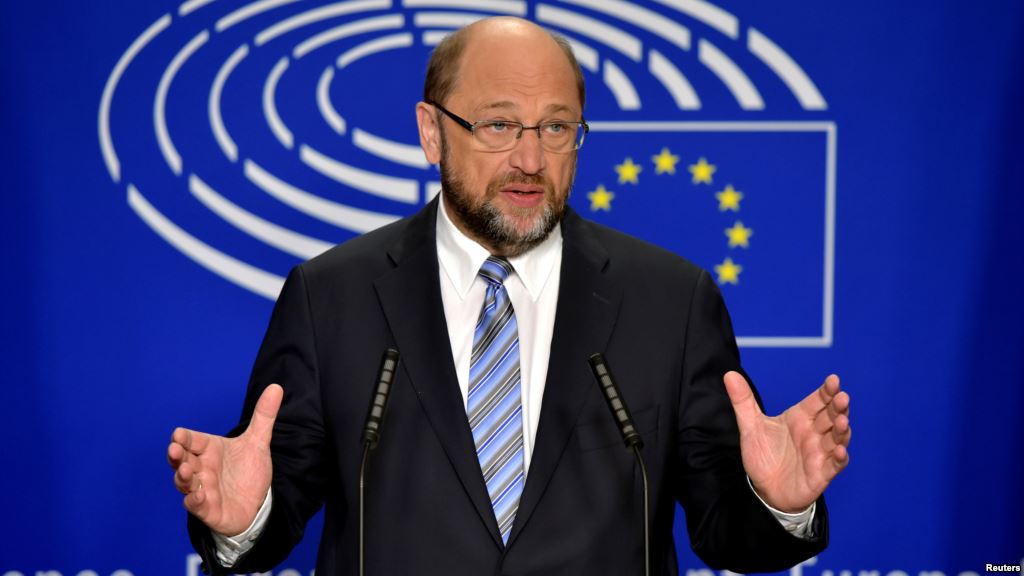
[468,256,525,545]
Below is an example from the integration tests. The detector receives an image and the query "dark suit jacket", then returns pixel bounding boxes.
[189,199,827,575]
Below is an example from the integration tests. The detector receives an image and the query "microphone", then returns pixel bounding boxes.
[361,348,401,449]
[360,348,400,576]
[588,353,650,576]
[589,353,643,449]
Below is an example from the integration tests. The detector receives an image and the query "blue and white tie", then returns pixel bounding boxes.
[468,256,525,545]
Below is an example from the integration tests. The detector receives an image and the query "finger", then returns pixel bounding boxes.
[183,482,208,514]
[831,443,850,472]
[831,391,850,417]
[835,388,850,409]
[819,417,850,452]
[831,415,851,447]
[823,391,851,430]
[174,463,189,494]
[723,371,763,435]
[814,391,852,434]
[175,461,198,495]
[245,383,284,446]
[811,403,848,453]
[798,374,841,417]
[173,427,212,455]
[810,441,849,489]
[167,441,185,468]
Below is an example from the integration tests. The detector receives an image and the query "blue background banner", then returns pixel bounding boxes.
[2,1,1022,574]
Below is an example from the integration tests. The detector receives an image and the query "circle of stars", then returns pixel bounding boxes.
[584,150,754,286]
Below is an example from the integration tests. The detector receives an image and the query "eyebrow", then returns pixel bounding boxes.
[477,101,578,117]
[478,101,517,113]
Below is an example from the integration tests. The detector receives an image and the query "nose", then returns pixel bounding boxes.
[508,127,546,175]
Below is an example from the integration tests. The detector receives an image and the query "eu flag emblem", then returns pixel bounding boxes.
[571,122,836,348]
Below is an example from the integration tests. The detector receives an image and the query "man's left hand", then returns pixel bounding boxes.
[723,372,851,513]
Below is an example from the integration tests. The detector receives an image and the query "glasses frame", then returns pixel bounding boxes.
[427,100,589,153]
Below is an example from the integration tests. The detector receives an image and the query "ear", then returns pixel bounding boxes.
[416,102,442,165]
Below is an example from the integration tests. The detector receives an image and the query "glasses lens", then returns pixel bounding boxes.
[574,123,586,151]
[473,121,519,150]
[538,122,572,152]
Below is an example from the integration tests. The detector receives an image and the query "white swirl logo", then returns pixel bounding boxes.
[99,0,835,349]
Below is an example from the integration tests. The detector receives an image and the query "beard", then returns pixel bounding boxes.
[438,127,573,258]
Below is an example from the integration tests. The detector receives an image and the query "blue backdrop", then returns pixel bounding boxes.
[2,1,1022,574]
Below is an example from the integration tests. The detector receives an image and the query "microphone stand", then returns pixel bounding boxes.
[359,349,400,576]
[633,444,650,576]
[589,353,650,576]
[360,446,370,576]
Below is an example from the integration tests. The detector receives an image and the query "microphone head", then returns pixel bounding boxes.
[589,353,644,449]
[362,349,401,449]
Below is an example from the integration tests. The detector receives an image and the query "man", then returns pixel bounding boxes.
[168,17,851,575]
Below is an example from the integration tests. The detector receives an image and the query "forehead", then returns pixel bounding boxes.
[450,27,580,116]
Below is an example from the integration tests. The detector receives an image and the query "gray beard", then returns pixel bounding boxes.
[441,169,562,258]
[438,127,570,257]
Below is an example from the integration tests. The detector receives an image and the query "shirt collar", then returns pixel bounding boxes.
[436,192,562,302]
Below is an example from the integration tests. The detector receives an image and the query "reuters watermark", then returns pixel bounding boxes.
[984,565,1022,573]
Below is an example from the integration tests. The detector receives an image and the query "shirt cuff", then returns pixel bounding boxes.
[746,477,816,539]
[210,488,273,568]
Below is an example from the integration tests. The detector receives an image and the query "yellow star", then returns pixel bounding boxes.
[689,157,716,185]
[652,147,680,175]
[587,184,615,211]
[614,157,642,185]
[714,257,743,285]
[716,184,744,212]
[725,221,753,248]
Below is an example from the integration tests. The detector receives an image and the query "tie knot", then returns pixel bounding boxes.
[479,256,513,286]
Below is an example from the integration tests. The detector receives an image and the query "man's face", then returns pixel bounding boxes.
[420,22,581,257]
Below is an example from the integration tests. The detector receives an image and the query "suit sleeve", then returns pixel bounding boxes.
[188,265,328,574]
[674,269,827,572]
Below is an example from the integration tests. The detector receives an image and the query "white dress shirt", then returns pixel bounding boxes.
[212,195,814,566]
[435,192,562,476]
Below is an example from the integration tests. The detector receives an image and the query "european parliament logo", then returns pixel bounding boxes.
[98,0,836,348]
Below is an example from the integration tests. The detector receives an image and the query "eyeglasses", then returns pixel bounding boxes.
[427,100,588,153]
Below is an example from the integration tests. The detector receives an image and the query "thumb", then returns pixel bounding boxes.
[723,371,762,434]
[245,383,284,446]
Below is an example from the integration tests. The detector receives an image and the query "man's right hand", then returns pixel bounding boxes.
[167,384,283,536]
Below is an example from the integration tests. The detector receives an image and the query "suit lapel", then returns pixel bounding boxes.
[507,209,622,547]
[373,200,504,549]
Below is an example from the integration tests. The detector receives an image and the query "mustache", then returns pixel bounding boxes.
[488,171,553,193]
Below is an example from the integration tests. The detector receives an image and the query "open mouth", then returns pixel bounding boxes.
[502,185,544,195]
[500,185,546,208]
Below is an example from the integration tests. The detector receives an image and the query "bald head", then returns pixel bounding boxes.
[423,17,586,111]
